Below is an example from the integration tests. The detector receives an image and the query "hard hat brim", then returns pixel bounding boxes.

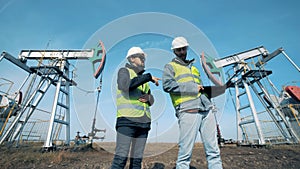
[126,53,147,59]
[171,44,189,50]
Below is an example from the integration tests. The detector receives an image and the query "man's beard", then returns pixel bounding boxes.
[136,64,145,72]
[178,53,187,61]
[137,65,145,69]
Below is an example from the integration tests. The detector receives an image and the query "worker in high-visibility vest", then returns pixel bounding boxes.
[111,46,160,169]
[162,37,225,169]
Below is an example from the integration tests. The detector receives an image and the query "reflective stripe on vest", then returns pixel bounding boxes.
[116,68,151,118]
[169,61,201,107]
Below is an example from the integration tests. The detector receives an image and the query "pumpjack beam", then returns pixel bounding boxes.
[19,40,106,79]
[213,46,268,68]
[19,49,94,60]
[255,47,283,67]
[0,52,32,73]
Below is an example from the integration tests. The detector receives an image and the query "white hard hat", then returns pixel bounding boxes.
[126,47,146,59]
[171,36,189,50]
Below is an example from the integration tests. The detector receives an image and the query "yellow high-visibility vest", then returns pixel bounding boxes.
[169,61,201,107]
[116,68,151,118]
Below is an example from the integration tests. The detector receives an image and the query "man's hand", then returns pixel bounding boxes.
[152,76,161,86]
[138,94,149,103]
[138,94,154,106]
[198,85,204,92]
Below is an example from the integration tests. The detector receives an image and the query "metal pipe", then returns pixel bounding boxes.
[281,50,300,72]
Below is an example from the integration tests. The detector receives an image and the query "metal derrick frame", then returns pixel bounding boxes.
[202,46,300,145]
[0,45,105,149]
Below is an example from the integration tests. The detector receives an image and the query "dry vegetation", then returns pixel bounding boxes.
[1,142,300,169]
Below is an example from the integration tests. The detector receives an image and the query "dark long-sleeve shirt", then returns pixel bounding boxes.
[116,63,154,129]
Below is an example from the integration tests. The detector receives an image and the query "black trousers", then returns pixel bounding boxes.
[111,126,149,169]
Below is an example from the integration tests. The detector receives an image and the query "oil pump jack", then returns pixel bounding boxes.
[0,41,106,150]
[202,46,300,145]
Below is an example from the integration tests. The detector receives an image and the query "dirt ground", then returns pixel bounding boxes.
[0,142,300,169]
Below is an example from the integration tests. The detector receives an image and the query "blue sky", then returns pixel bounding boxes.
[0,0,300,144]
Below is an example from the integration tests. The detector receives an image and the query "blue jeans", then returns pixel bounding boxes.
[176,110,223,169]
[111,126,149,169]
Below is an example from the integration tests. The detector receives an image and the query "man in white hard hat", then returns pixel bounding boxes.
[111,46,160,169]
[162,37,224,169]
